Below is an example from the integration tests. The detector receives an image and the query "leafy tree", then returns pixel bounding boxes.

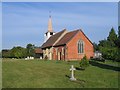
[118,26,120,39]
[116,38,120,48]
[93,42,99,51]
[26,44,35,57]
[0,51,2,58]
[116,26,120,48]
[114,48,120,61]
[99,46,118,61]
[2,43,36,58]
[98,39,111,47]
[2,49,11,58]
[98,27,120,61]
[107,27,117,47]
[10,46,27,58]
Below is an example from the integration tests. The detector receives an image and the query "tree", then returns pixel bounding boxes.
[97,27,120,61]
[98,39,111,48]
[118,26,120,39]
[79,55,89,69]
[99,46,118,60]
[2,49,11,58]
[93,42,99,51]
[2,44,36,59]
[107,27,117,47]
[10,46,27,58]
[26,44,35,57]
[0,51,1,58]
[116,26,120,48]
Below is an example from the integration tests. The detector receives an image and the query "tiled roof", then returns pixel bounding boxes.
[41,29,67,48]
[54,30,79,46]
[34,48,43,53]
[41,29,93,48]
[80,30,93,45]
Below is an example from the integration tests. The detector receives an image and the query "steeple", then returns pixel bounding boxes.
[44,12,55,43]
[48,12,53,32]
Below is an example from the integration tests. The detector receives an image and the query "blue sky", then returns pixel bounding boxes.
[0,2,1,51]
[2,2,118,49]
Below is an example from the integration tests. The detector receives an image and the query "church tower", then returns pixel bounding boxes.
[44,14,55,42]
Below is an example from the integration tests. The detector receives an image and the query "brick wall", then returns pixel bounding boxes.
[53,46,65,60]
[66,31,94,61]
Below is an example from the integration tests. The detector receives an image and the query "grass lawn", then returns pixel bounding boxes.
[2,59,120,88]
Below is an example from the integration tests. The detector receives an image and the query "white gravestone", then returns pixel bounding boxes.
[25,56,34,60]
[40,56,42,59]
[70,65,76,81]
[27,56,30,60]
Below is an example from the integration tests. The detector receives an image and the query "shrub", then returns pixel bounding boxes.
[79,55,89,69]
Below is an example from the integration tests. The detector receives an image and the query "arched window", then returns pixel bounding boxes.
[78,40,84,54]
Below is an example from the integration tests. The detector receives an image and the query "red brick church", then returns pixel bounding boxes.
[40,15,94,61]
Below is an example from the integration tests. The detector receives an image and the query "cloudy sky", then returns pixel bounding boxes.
[2,2,118,49]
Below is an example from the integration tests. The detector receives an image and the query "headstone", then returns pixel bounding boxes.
[31,57,34,59]
[70,65,76,81]
[25,56,34,60]
[40,56,42,59]
[27,56,29,60]
[32,57,34,59]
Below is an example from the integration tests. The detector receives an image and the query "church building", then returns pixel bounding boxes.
[41,15,94,61]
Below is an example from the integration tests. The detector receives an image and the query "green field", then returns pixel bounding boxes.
[2,59,120,88]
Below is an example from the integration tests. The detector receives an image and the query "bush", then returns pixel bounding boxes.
[79,56,89,69]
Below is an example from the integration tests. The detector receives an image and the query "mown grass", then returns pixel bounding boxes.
[2,59,119,88]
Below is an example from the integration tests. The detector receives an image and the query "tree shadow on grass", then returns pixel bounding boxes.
[89,61,120,72]
[75,67,85,71]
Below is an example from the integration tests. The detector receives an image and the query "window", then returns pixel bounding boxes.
[78,40,84,54]
[50,32,53,35]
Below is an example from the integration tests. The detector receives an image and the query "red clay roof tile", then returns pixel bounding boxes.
[34,48,43,53]
[41,29,93,48]
[54,30,79,46]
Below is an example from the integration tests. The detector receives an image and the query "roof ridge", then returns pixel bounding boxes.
[52,29,67,36]
[54,29,79,46]
[80,29,93,45]
[53,29,68,46]
[65,30,79,44]
[41,29,68,48]
[67,29,80,33]
[72,29,93,45]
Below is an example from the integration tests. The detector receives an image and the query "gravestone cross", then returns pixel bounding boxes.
[70,65,76,81]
